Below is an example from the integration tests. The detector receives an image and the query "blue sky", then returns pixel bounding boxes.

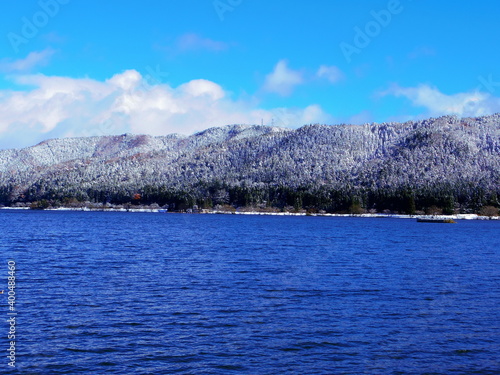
[1,0,500,149]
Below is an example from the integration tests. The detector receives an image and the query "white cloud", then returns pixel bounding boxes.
[383,84,500,117]
[0,70,332,149]
[42,32,67,44]
[179,79,225,100]
[269,105,335,128]
[263,60,304,96]
[176,33,229,52]
[347,110,373,125]
[154,33,230,57]
[0,48,55,73]
[408,46,436,60]
[317,65,344,84]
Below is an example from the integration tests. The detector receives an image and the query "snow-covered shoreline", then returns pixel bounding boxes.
[0,206,158,213]
[1,206,498,220]
[207,211,499,220]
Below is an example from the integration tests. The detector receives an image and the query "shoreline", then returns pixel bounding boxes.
[208,211,499,220]
[0,206,498,220]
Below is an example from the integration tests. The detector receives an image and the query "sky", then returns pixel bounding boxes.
[0,0,500,149]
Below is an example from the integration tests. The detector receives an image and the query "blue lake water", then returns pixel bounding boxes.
[0,211,499,374]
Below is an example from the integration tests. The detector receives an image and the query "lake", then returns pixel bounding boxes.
[0,211,499,374]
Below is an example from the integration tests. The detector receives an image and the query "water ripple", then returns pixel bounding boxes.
[0,211,498,374]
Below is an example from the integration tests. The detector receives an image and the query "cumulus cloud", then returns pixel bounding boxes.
[316,65,344,84]
[0,48,55,73]
[263,60,304,96]
[382,84,500,117]
[0,70,332,149]
[268,105,335,128]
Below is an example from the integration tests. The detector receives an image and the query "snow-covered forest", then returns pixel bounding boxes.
[1,114,499,214]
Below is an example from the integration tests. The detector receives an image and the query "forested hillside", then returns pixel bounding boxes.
[1,114,499,214]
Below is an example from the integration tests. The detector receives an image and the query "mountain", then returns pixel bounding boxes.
[1,115,499,213]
